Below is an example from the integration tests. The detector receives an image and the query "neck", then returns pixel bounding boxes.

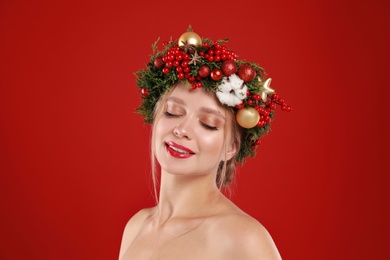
[156,171,222,223]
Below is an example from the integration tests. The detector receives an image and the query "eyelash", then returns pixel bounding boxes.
[200,122,219,131]
[163,111,219,131]
[164,111,176,117]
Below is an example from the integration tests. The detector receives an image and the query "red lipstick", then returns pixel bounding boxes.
[165,141,195,159]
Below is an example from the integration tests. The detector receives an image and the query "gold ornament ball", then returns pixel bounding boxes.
[236,107,260,129]
[178,32,202,48]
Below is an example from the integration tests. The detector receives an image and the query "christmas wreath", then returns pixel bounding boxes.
[135,26,291,164]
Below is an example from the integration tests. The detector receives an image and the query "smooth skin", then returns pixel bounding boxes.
[119,84,281,260]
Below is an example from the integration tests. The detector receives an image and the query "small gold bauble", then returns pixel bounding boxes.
[178,32,202,48]
[236,107,260,129]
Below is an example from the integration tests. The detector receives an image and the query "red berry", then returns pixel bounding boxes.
[252,94,261,100]
[173,60,180,67]
[154,57,164,68]
[162,67,170,74]
[258,107,267,115]
[210,68,223,81]
[221,60,237,76]
[141,88,149,96]
[177,73,185,79]
[181,61,189,67]
[176,54,183,61]
[235,102,244,109]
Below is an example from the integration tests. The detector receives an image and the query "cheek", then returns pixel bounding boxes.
[199,132,225,154]
[153,120,169,150]
[154,117,187,147]
[155,118,173,136]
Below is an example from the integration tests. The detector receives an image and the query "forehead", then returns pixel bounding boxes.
[168,84,224,111]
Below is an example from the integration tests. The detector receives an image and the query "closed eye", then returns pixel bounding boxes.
[164,111,178,117]
[200,122,218,131]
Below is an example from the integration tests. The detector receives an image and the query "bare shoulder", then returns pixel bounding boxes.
[118,207,155,259]
[125,207,155,226]
[209,213,282,260]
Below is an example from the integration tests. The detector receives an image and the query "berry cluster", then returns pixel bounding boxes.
[247,93,291,149]
[199,41,237,63]
[243,93,291,127]
[153,41,239,90]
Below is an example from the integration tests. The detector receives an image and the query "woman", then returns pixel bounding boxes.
[119,27,290,260]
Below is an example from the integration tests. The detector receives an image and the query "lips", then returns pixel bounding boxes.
[165,141,195,159]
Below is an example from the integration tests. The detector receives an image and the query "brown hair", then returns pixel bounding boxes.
[216,114,242,188]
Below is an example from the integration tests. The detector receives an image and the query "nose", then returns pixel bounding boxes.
[173,116,192,139]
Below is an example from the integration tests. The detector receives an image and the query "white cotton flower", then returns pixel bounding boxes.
[229,74,244,89]
[234,84,248,99]
[217,80,232,93]
[216,74,248,107]
[216,91,243,107]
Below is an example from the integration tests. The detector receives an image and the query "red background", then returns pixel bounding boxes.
[1,0,389,259]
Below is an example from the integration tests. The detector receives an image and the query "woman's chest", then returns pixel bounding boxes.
[121,223,224,260]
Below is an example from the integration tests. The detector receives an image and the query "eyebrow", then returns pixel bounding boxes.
[199,107,225,119]
[166,97,225,119]
[167,96,185,105]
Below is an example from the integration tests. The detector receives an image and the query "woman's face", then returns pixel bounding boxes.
[154,83,235,177]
